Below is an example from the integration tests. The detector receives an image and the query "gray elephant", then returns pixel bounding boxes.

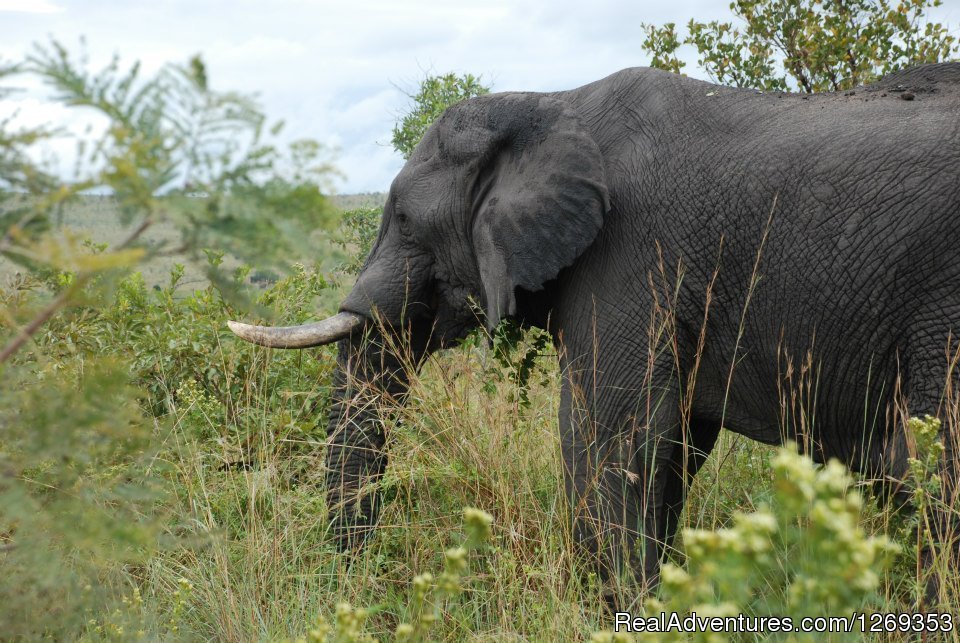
[230,63,960,597]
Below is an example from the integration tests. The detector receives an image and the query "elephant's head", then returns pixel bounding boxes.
[229,92,610,546]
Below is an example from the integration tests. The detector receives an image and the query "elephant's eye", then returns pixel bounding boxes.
[395,210,410,233]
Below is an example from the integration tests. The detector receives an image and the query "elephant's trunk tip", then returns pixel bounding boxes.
[227,311,365,349]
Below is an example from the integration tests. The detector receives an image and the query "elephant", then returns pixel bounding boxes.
[229,62,960,599]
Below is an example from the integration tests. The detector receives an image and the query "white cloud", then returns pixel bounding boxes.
[0,0,957,192]
[0,0,63,13]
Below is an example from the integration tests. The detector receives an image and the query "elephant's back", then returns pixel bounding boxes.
[867,62,960,95]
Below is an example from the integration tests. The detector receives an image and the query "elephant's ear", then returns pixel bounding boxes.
[470,95,610,328]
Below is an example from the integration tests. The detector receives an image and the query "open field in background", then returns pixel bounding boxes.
[332,192,388,212]
[0,193,386,289]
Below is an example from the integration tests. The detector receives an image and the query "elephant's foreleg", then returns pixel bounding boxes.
[559,362,682,593]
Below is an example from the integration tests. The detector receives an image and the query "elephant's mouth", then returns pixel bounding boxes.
[227,270,479,352]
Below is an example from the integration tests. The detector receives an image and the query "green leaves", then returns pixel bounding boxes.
[391,73,490,159]
[487,321,551,408]
[0,357,160,639]
[0,39,348,637]
[15,39,340,276]
[642,0,959,92]
[335,206,382,275]
[641,24,688,75]
[642,446,898,642]
[0,39,345,371]
[591,440,897,642]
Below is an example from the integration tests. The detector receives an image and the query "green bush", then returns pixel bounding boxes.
[641,0,958,92]
[656,447,898,630]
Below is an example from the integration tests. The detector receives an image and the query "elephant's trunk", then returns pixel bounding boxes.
[227,227,435,546]
[323,335,411,549]
[227,312,365,348]
[229,310,417,547]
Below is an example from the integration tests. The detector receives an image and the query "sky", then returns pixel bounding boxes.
[1,0,958,193]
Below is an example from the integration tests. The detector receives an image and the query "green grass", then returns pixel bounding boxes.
[125,335,958,640]
[137,342,607,640]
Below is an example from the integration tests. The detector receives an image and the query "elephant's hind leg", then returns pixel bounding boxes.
[904,337,960,606]
[659,418,722,554]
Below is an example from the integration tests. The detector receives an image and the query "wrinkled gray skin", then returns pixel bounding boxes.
[326,63,960,595]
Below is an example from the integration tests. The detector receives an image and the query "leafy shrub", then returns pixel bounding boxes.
[633,446,898,642]
[641,0,958,92]
[391,73,490,159]
[335,206,382,275]
[0,40,344,638]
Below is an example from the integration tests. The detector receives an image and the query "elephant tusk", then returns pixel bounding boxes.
[227,311,365,348]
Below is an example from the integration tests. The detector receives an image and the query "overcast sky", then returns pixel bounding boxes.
[2,0,958,193]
